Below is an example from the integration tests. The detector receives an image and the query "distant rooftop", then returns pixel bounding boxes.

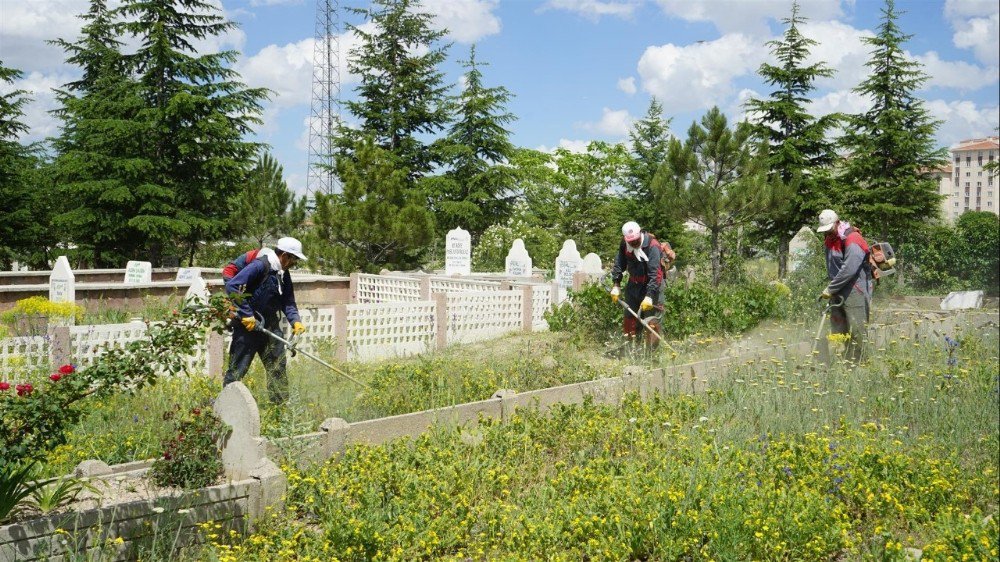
[952,136,999,152]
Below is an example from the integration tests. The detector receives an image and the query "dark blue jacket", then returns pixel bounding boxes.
[224,258,301,324]
[611,233,663,298]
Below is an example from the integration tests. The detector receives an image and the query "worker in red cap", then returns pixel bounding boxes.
[610,221,664,346]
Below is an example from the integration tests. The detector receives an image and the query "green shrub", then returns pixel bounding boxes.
[472,220,560,273]
[149,407,230,490]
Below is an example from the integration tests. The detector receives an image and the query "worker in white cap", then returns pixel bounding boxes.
[610,221,665,347]
[223,236,308,403]
[817,210,872,364]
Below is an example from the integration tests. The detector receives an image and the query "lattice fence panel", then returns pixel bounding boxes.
[429,277,502,294]
[0,336,49,370]
[446,290,523,345]
[530,284,552,331]
[355,274,422,303]
[278,308,337,359]
[345,301,436,361]
[70,322,149,367]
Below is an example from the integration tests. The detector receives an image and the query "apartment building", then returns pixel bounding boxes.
[943,136,999,223]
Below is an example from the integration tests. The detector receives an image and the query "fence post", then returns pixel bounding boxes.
[522,285,533,332]
[207,330,225,380]
[420,277,431,300]
[334,304,348,361]
[48,325,71,367]
[433,293,448,349]
[348,272,359,303]
[550,280,560,305]
[572,271,588,292]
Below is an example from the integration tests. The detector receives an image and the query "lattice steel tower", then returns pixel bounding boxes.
[307,0,340,195]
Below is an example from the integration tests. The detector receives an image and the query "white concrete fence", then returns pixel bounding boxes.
[0,273,562,371]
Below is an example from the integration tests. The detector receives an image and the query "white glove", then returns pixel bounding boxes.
[640,296,654,311]
[610,286,620,303]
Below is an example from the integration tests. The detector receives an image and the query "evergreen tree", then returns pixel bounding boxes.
[113,0,268,265]
[309,138,435,273]
[430,45,517,239]
[50,0,148,267]
[746,0,839,278]
[627,98,679,242]
[0,62,34,268]
[337,0,451,179]
[657,107,776,286]
[838,0,946,240]
[232,152,307,247]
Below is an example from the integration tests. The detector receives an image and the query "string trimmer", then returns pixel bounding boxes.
[252,313,371,389]
[811,294,845,357]
[599,275,676,353]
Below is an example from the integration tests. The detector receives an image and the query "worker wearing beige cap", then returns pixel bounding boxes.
[817,210,872,364]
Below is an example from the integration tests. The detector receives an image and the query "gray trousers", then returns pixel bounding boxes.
[825,289,869,364]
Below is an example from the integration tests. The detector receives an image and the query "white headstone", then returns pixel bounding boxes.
[176,267,201,283]
[445,227,472,276]
[940,290,983,311]
[505,238,533,277]
[555,240,583,292]
[124,261,152,285]
[184,276,210,306]
[581,253,603,275]
[49,256,75,305]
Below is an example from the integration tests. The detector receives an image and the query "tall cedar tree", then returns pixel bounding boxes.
[429,45,517,239]
[657,107,776,287]
[113,0,268,265]
[309,138,435,273]
[50,0,148,267]
[746,0,839,278]
[0,62,34,268]
[233,152,307,247]
[338,0,451,179]
[628,98,682,244]
[838,0,945,240]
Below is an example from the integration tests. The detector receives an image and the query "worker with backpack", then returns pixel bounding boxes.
[610,221,675,347]
[816,209,872,364]
[223,237,308,404]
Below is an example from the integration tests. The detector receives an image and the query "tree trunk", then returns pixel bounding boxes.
[777,234,791,279]
[711,228,721,287]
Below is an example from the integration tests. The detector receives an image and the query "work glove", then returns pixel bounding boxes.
[241,316,256,332]
[610,286,620,303]
[640,296,654,311]
[292,321,306,336]
[819,289,832,300]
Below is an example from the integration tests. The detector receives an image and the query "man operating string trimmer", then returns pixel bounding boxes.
[610,221,675,350]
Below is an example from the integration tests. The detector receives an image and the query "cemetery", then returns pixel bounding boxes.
[3,0,999,560]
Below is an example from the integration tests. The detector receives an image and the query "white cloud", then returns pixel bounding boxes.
[925,99,1000,147]
[637,34,767,112]
[422,0,502,43]
[944,0,1000,66]
[579,107,633,137]
[0,0,92,72]
[250,0,303,6]
[237,38,316,109]
[541,0,639,21]
[654,0,850,37]
[537,139,591,153]
[0,71,73,143]
[617,76,637,95]
[914,51,998,92]
[807,88,873,118]
[799,20,873,90]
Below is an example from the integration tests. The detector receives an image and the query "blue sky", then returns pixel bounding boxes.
[2,0,998,195]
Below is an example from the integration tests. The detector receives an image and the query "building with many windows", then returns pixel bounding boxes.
[943,136,999,222]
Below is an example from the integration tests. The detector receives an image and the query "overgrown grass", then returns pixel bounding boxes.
[195,320,999,562]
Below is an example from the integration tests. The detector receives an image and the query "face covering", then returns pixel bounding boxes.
[627,234,649,262]
[836,221,852,240]
[256,248,284,294]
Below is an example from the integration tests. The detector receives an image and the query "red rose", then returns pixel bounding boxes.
[16,383,33,397]
[191,408,201,416]
[50,373,62,382]
[59,364,75,374]
[164,451,172,460]
[0,382,9,391]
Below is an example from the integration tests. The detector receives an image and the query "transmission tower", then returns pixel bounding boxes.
[307,0,340,196]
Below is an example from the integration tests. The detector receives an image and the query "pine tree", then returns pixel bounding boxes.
[746,0,839,278]
[628,98,680,242]
[838,0,946,240]
[50,0,148,267]
[233,152,307,247]
[0,62,34,268]
[338,0,451,179]
[113,0,268,265]
[309,138,436,273]
[658,107,777,286]
[430,45,517,239]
